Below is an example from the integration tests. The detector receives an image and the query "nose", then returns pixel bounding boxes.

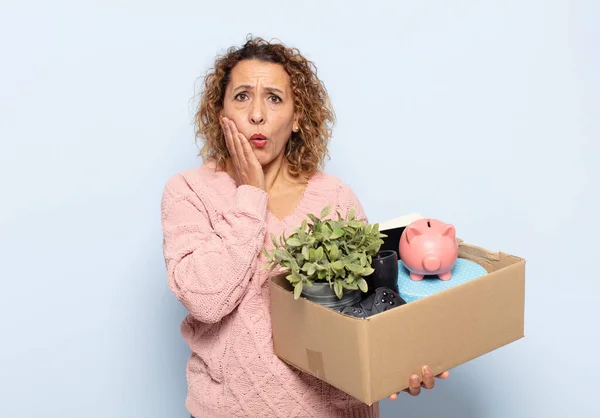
[248,99,265,126]
[423,256,441,272]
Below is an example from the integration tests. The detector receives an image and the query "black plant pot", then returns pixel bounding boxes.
[366,250,399,295]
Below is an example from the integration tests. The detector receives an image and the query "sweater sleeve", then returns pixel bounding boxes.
[160,174,268,324]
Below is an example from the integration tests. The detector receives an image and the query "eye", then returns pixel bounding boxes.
[269,94,282,104]
[234,93,248,101]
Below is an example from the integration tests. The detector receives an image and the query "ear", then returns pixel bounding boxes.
[442,224,456,240]
[292,112,300,131]
[405,226,422,243]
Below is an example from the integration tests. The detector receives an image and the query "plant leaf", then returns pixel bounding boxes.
[286,272,302,284]
[344,282,359,290]
[362,266,375,276]
[329,228,344,240]
[359,253,367,266]
[346,263,364,273]
[302,245,310,260]
[294,282,303,299]
[271,233,279,248]
[350,220,366,229]
[273,249,292,261]
[357,278,368,292]
[328,244,340,261]
[307,213,319,224]
[315,246,324,262]
[348,207,356,220]
[286,237,302,247]
[320,205,331,219]
[334,280,343,299]
[301,262,316,276]
[332,260,344,272]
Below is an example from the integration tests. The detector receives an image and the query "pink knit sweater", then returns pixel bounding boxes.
[161,159,380,417]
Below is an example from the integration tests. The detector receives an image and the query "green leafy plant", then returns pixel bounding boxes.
[262,205,387,300]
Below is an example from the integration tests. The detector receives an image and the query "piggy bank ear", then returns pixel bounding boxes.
[405,226,422,243]
[442,224,456,240]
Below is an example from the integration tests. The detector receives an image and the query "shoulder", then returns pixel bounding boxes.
[161,159,231,217]
[162,159,225,199]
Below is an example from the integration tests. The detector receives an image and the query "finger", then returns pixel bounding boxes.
[388,393,398,401]
[222,117,237,159]
[239,132,259,166]
[228,119,246,165]
[227,119,244,149]
[228,118,246,142]
[421,366,434,389]
[408,374,421,396]
[436,371,450,379]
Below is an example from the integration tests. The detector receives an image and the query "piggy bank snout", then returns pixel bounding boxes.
[423,256,441,272]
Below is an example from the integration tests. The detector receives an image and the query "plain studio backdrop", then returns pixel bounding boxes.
[1,0,598,417]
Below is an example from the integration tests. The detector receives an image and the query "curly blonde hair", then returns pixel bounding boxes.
[193,35,336,178]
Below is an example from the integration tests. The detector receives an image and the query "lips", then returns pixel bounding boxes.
[249,133,267,148]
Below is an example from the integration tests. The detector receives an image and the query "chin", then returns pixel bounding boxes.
[255,154,278,167]
[253,153,269,165]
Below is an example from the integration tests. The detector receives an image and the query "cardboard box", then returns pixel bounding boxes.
[269,213,526,405]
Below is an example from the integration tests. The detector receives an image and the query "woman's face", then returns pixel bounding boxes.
[221,59,299,166]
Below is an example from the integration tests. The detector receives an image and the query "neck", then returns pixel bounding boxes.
[261,153,290,193]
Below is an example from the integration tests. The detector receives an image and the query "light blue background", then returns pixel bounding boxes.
[1,1,598,417]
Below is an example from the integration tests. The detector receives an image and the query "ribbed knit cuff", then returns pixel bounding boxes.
[233,184,269,220]
[348,402,380,418]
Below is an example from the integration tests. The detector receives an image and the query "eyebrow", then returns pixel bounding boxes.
[233,84,285,95]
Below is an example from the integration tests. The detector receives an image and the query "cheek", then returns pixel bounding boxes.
[272,116,294,139]
[222,101,243,118]
[221,109,246,129]
[271,130,292,150]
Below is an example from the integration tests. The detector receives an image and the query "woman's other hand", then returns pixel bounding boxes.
[388,366,450,399]
[221,116,266,191]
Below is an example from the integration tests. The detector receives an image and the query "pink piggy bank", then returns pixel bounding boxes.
[399,218,459,281]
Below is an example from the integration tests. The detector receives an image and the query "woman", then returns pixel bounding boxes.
[161,36,449,418]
